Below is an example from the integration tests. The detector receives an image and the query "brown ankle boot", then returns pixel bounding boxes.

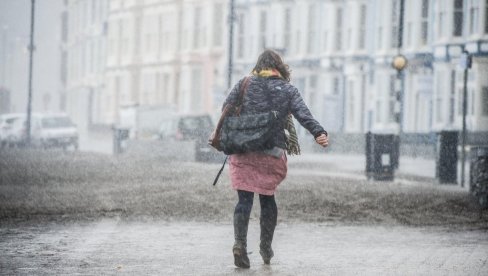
[233,213,250,268]
[233,242,250,268]
[259,242,274,265]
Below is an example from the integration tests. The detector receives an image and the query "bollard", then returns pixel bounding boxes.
[365,132,373,177]
[365,133,395,181]
[469,147,488,208]
[435,131,458,184]
[113,127,129,155]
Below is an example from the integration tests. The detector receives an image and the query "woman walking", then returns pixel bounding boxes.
[224,49,329,268]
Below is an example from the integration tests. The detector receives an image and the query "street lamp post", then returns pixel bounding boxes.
[391,0,406,169]
[460,51,472,187]
[26,0,36,146]
[227,0,235,90]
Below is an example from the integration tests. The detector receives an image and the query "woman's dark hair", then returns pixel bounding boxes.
[252,49,291,82]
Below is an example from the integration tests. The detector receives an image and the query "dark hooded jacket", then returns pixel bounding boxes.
[223,76,327,149]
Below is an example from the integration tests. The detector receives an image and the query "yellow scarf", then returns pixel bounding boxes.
[252,69,283,79]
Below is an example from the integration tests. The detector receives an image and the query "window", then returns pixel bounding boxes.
[61,11,68,42]
[155,73,161,103]
[323,31,329,51]
[347,28,352,50]
[142,74,150,104]
[335,7,343,51]
[436,98,443,122]
[191,68,203,111]
[485,0,488,33]
[295,30,301,54]
[358,4,367,49]
[377,26,383,49]
[158,14,163,53]
[259,11,267,50]
[237,13,245,58]
[435,72,444,123]
[333,77,340,95]
[307,4,317,54]
[482,87,488,116]
[284,8,291,50]
[458,88,464,116]
[91,0,96,23]
[310,75,318,89]
[61,52,67,84]
[453,0,464,37]
[193,7,202,49]
[213,3,223,47]
[391,0,400,48]
[421,0,429,45]
[438,1,446,38]
[449,70,456,124]
[468,0,479,34]
[174,73,180,106]
[348,81,355,125]
[163,74,170,103]
[406,22,412,47]
[376,101,382,123]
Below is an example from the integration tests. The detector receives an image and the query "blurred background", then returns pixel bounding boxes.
[0,0,487,185]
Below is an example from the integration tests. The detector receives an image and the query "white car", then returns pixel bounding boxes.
[0,113,26,147]
[31,114,79,150]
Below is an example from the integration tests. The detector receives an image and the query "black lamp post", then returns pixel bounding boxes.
[26,0,36,146]
[227,0,235,90]
[391,0,406,169]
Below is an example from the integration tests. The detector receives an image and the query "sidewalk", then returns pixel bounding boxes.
[76,129,471,191]
[1,219,487,275]
[288,153,470,191]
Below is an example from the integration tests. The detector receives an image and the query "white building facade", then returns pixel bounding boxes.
[105,0,228,125]
[64,0,488,135]
[233,0,488,138]
[62,0,109,129]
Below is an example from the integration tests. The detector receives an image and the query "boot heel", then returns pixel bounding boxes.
[259,246,274,265]
[233,246,250,269]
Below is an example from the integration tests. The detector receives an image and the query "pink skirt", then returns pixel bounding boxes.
[229,152,287,196]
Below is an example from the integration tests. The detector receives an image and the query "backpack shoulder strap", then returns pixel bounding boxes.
[234,76,251,116]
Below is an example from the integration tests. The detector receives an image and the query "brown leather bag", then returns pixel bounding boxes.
[208,76,251,151]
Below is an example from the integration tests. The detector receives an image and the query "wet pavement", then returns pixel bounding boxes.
[1,148,487,275]
[1,218,487,275]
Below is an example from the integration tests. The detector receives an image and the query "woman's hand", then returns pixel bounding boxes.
[315,133,329,148]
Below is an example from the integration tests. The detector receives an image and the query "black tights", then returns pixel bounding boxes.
[234,190,277,229]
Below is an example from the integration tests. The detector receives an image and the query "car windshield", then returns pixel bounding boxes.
[5,118,20,124]
[42,117,73,128]
[179,116,212,131]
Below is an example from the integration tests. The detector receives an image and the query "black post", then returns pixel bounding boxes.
[461,52,471,187]
[227,0,235,90]
[26,0,36,146]
[398,0,405,48]
[397,0,405,132]
[394,0,405,168]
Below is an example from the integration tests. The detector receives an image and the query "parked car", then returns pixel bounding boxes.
[31,114,79,150]
[158,114,224,162]
[0,113,25,147]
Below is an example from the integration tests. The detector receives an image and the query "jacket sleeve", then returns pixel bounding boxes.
[289,87,327,138]
[222,78,245,111]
